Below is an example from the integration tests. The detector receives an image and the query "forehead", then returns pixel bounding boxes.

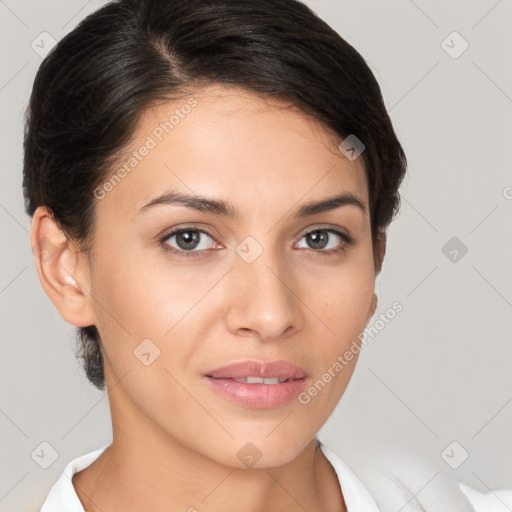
[96,84,369,221]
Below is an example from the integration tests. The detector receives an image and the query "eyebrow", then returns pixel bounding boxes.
[135,190,366,218]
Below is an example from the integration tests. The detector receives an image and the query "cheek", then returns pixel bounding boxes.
[312,257,375,341]
[89,238,228,379]
[296,276,374,423]
[300,249,375,399]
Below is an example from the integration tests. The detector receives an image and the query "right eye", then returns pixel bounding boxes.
[160,228,219,258]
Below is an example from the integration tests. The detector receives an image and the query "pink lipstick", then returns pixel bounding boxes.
[204,360,308,408]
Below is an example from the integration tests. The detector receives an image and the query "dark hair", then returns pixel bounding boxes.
[23,0,407,390]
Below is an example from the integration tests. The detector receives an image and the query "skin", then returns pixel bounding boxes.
[31,83,386,512]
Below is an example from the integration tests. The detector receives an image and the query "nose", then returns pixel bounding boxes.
[223,242,303,341]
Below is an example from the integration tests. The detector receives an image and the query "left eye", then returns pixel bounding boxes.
[295,229,349,252]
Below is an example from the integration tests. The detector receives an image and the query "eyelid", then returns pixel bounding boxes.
[296,223,353,241]
[158,223,218,243]
[159,226,218,247]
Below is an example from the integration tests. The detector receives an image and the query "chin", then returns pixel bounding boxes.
[195,427,316,470]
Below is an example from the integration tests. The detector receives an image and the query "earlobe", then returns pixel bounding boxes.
[30,206,96,327]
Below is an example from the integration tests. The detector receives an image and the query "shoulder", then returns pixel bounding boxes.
[320,441,512,512]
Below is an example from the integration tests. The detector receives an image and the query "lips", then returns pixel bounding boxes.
[204,360,308,408]
[205,360,308,380]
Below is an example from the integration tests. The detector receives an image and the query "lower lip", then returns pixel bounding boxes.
[204,377,307,408]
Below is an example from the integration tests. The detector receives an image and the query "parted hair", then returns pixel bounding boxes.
[22,0,407,390]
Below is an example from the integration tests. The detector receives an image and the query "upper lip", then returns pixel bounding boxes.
[205,360,307,380]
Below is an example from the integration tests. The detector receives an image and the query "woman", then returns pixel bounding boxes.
[23,0,502,510]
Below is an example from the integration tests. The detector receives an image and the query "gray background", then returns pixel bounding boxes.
[1,0,511,510]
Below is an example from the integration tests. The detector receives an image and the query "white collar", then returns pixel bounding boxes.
[319,441,380,511]
[40,441,379,511]
[40,444,109,511]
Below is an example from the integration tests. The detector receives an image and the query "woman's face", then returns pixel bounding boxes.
[84,83,381,468]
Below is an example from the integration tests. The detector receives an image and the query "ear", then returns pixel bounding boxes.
[373,227,387,276]
[367,293,378,321]
[30,206,96,327]
[366,227,387,321]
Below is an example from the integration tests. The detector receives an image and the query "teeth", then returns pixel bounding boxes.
[247,376,265,384]
[233,376,288,384]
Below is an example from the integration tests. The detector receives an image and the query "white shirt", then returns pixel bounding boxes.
[40,442,512,511]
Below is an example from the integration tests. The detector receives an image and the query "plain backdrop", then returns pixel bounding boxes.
[1,0,511,510]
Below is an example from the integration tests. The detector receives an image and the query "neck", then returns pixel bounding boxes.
[73,435,345,512]
[72,375,346,512]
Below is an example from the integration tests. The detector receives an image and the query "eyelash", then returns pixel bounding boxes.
[158,226,354,259]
